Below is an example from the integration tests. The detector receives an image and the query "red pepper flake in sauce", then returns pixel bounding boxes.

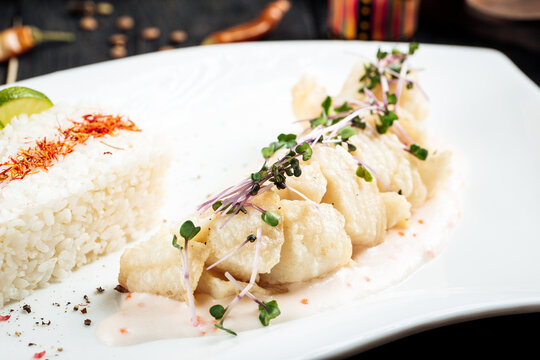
[426,250,435,259]
[0,114,140,185]
[0,315,10,321]
[125,293,132,300]
[413,233,417,237]
[364,276,371,282]
[398,231,405,236]
[300,298,309,305]
[418,219,424,224]
[119,328,128,334]
[33,350,46,359]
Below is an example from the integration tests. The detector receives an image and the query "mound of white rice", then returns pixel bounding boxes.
[0,107,171,307]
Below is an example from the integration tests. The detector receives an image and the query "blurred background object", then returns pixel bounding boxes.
[466,0,540,20]
[328,0,421,41]
[0,0,538,84]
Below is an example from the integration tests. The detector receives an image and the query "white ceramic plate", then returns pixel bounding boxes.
[1,41,539,359]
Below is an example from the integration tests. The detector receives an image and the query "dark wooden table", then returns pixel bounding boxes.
[1,0,539,358]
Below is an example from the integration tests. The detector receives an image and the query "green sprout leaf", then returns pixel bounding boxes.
[334,102,353,113]
[409,42,419,55]
[277,133,297,149]
[261,146,275,159]
[251,172,262,181]
[214,323,237,336]
[179,220,201,241]
[347,143,357,152]
[352,116,366,129]
[339,126,356,141]
[310,113,327,128]
[376,49,388,59]
[209,304,226,320]
[409,144,428,160]
[295,142,312,161]
[321,96,332,115]
[261,211,280,227]
[376,110,398,134]
[247,234,257,242]
[258,300,281,326]
[356,165,373,182]
[386,93,397,105]
[172,234,182,249]
[406,82,414,90]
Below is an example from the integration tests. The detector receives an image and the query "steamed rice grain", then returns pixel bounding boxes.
[0,107,171,307]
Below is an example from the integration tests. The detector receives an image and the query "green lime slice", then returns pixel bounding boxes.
[0,86,53,129]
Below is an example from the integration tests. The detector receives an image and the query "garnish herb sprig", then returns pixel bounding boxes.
[172,220,201,326]
[207,228,281,335]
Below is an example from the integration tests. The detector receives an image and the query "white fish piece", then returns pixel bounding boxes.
[119,223,210,303]
[261,200,352,285]
[273,162,327,203]
[292,75,327,120]
[349,131,428,207]
[197,270,271,299]
[313,145,388,247]
[205,192,285,282]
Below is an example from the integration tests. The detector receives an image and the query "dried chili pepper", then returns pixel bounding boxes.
[0,26,75,63]
[202,0,291,44]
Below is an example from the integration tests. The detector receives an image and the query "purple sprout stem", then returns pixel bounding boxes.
[246,203,266,214]
[220,228,263,323]
[206,238,251,271]
[179,242,198,327]
[394,59,409,111]
[224,272,266,309]
[284,184,319,210]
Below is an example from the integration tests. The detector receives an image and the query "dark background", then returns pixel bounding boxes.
[1,0,539,358]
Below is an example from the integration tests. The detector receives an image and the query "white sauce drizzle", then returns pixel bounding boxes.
[97,155,464,346]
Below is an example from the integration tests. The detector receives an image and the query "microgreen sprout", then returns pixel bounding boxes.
[214,323,237,336]
[173,220,201,327]
[334,102,353,113]
[209,304,226,320]
[261,211,280,227]
[356,164,373,182]
[258,300,281,326]
[408,144,428,160]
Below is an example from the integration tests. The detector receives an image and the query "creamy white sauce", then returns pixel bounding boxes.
[97,157,464,346]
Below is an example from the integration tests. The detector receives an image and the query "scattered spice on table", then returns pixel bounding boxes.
[33,350,46,359]
[81,308,88,314]
[96,287,105,294]
[141,27,160,40]
[158,45,174,51]
[116,15,134,31]
[84,319,92,326]
[169,30,188,43]
[108,33,127,46]
[22,304,32,313]
[79,16,98,31]
[96,2,114,15]
[110,45,127,58]
[84,295,90,304]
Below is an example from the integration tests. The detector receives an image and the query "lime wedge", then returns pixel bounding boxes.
[0,86,53,128]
